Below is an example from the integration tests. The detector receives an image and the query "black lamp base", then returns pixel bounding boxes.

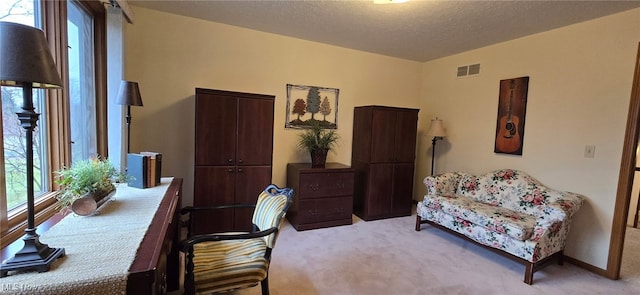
[0,232,65,277]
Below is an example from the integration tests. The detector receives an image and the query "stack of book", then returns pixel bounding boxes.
[127,152,162,189]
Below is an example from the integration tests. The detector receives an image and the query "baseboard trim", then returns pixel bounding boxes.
[564,255,610,278]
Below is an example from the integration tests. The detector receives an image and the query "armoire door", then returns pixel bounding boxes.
[193,166,235,234]
[235,166,273,231]
[237,97,274,166]
[370,110,397,163]
[394,110,419,163]
[391,163,415,216]
[366,163,394,217]
[195,93,237,166]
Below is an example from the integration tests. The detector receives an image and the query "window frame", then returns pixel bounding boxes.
[0,0,107,249]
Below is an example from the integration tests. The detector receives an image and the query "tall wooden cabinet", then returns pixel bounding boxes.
[194,88,274,234]
[351,106,419,221]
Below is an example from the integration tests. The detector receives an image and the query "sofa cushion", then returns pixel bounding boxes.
[456,169,559,217]
[422,194,537,241]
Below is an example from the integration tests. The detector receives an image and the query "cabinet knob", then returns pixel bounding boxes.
[309,183,319,191]
[238,168,243,173]
[228,168,234,173]
[228,158,234,163]
[238,159,243,164]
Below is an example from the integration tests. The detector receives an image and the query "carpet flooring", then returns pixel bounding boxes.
[213,214,640,295]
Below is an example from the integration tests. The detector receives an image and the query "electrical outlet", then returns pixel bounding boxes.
[584,145,596,158]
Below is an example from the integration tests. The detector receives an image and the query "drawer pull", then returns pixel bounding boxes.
[308,183,319,191]
[336,181,345,189]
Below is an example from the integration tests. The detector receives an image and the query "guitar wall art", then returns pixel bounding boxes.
[494,76,529,155]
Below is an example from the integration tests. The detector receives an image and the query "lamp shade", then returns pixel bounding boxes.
[116,80,143,106]
[427,117,446,137]
[0,22,62,88]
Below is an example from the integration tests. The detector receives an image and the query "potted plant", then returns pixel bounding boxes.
[297,121,339,168]
[55,157,123,216]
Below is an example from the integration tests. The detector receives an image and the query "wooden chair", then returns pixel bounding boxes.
[179,184,294,295]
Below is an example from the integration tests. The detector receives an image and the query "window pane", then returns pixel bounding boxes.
[68,1,97,162]
[1,0,47,211]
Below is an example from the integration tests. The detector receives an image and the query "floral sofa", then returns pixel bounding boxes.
[415,169,584,284]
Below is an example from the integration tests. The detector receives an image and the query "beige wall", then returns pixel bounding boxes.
[125,4,640,271]
[123,6,422,208]
[420,8,640,269]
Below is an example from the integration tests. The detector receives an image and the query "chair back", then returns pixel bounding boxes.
[252,184,294,248]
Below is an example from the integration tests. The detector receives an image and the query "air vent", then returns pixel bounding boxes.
[456,63,481,77]
[468,63,480,75]
[457,66,468,77]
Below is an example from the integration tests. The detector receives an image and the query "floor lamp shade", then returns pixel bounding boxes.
[427,118,447,138]
[0,22,66,276]
[427,117,446,176]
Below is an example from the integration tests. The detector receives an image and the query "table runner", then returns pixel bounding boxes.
[0,177,173,294]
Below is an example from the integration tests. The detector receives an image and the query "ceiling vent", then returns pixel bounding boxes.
[457,63,481,77]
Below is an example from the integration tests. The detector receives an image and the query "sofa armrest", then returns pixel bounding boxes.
[529,192,584,257]
[423,172,468,196]
[537,191,585,221]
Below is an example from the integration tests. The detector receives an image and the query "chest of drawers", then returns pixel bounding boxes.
[286,163,354,230]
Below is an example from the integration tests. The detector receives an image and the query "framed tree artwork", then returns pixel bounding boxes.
[494,76,529,155]
[285,84,339,129]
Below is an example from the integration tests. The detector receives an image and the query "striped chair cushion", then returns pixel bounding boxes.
[193,238,269,294]
[252,191,289,248]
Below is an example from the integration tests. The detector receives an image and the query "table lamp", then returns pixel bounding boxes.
[116,80,143,154]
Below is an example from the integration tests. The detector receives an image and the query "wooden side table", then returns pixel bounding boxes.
[286,163,354,230]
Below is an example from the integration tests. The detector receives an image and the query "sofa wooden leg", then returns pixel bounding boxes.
[415,215,422,231]
[557,250,564,265]
[524,262,534,285]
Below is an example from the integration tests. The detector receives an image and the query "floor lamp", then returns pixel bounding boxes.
[116,81,143,154]
[0,22,66,276]
[426,117,447,176]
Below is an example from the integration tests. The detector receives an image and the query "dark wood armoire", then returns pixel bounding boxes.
[351,105,419,221]
[193,88,274,234]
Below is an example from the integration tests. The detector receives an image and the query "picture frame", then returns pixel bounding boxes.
[494,76,529,155]
[285,84,339,129]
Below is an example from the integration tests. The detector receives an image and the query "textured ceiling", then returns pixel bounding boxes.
[129,0,640,62]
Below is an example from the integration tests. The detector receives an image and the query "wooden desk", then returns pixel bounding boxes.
[0,178,183,294]
[128,177,182,294]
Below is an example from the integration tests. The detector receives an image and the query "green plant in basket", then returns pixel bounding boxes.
[55,157,124,211]
[296,121,340,152]
[297,120,339,168]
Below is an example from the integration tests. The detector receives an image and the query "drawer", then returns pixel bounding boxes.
[296,196,352,224]
[298,172,354,198]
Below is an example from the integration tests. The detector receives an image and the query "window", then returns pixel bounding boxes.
[68,0,98,162]
[0,0,107,248]
[0,1,47,211]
